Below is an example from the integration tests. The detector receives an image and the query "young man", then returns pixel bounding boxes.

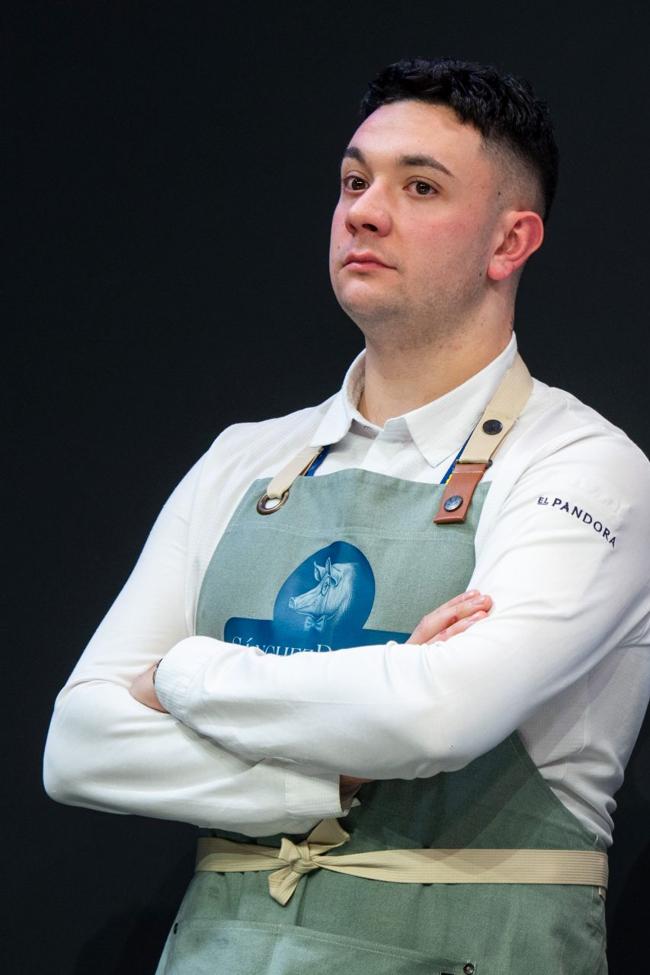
[44,59,650,974]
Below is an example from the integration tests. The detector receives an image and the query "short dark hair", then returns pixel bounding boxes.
[360,58,559,222]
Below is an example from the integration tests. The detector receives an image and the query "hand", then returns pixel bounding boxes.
[129,663,168,713]
[340,774,371,805]
[406,590,492,644]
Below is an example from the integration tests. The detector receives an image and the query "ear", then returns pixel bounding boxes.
[329,564,341,586]
[487,210,545,282]
[314,562,325,581]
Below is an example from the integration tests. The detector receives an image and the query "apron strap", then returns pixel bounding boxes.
[257,353,533,520]
[195,818,608,907]
[434,353,533,524]
[257,446,324,515]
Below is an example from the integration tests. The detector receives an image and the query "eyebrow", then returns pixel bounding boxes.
[342,145,455,179]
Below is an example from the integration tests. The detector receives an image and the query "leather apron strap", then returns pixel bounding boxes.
[256,353,533,523]
[195,817,608,907]
[434,353,533,523]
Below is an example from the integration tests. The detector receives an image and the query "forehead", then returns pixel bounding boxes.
[345,100,489,177]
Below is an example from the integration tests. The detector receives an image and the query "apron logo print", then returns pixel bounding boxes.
[224,541,408,654]
[289,557,357,632]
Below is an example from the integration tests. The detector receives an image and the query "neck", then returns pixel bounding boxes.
[357,320,513,426]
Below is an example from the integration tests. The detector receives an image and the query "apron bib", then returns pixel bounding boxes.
[155,467,607,975]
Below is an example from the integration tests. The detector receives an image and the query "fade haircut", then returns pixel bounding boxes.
[360,58,559,222]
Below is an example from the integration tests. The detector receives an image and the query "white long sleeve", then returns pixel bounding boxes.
[45,336,650,843]
[154,431,650,784]
[43,457,344,836]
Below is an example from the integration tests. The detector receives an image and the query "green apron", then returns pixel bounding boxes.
[155,465,608,975]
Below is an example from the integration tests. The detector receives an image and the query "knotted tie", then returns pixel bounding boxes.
[196,818,350,906]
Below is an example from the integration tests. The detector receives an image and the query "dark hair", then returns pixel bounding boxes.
[360,58,558,222]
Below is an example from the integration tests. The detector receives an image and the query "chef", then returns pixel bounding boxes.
[44,57,650,974]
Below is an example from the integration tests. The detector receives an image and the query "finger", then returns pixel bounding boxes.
[432,590,482,612]
[446,589,480,605]
[407,594,491,644]
[449,594,492,620]
[424,593,490,626]
[429,609,488,643]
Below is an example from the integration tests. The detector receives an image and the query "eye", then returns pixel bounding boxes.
[342,174,368,192]
[408,180,438,197]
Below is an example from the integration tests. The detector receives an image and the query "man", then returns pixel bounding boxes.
[44,58,650,974]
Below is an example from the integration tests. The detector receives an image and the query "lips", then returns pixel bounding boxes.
[344,252,393,268]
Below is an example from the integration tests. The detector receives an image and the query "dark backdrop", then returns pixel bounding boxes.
[7,2,650,972]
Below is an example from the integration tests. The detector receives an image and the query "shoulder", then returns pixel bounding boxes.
[204,395,337,470]
[493,378,650,510]
[478,377,650,562]
[182,394,338,520]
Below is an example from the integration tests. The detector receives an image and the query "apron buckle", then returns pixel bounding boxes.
[256,490,290,515]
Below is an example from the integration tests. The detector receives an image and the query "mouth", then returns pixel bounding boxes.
[343,252,394,271]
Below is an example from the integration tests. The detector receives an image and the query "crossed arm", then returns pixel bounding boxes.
[129,590,493,712]
[122,439,650,784]
[44,435,650,832]
[129,590,493,798]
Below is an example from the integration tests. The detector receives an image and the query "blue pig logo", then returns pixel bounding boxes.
[289,557,357,631]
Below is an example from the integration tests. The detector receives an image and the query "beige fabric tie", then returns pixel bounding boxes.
[264,446,323,503]
[196,818,608,906]
[460,353,533,464]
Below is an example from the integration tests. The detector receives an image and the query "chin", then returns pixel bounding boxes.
[336,276,390,306]
[336,293,403,332]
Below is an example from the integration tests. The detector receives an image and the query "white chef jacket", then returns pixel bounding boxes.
[43,335,650,845]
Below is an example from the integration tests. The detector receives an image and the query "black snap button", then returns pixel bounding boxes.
[482,418,503,435]
[463,965,475,975]
[443,495,463,512]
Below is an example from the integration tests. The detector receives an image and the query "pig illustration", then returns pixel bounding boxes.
[288,557,357,631]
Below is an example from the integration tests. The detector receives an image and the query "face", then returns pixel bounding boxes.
[329,100,507,343]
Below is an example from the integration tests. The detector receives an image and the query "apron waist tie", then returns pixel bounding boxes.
[195,817,609,906]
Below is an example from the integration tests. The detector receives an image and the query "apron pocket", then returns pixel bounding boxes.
[161,918,477,975]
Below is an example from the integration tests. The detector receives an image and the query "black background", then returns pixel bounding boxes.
[7,2,650,972]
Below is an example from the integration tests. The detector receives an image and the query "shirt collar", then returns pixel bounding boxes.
[311,333,519,470]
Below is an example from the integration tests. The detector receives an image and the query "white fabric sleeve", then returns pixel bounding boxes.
[154,433,650,779]
[43,456,344,835]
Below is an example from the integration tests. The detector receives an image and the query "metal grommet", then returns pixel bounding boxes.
[482,418,503,435]
[443,494,464,512]
[463,964,475,975]
[256,490,289,515]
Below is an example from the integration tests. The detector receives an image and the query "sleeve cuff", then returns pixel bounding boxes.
[282,761,345,820]
[154,636,217,718]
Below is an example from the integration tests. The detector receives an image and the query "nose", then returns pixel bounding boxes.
[345,184,392,237]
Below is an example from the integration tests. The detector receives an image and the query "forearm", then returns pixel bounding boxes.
[43,679,343,835]
[154,631,515,779]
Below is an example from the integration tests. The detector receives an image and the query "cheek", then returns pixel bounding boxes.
[329,205,346,283]
[329,204,349,265]
[330,203,346,241]
[417,214,490,265]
